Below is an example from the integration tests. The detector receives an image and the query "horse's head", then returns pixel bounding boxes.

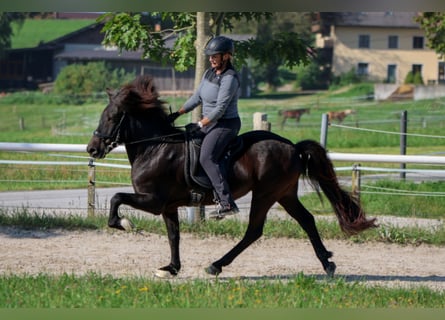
[87,75,167,159]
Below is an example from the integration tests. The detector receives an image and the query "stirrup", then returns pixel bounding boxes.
[208,205,239,220]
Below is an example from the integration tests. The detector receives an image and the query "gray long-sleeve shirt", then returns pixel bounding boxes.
[183,67,240,122]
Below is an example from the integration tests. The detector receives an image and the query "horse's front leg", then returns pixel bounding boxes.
[155,211,181,278]
[108,192,182,277]
[108,192,163,230]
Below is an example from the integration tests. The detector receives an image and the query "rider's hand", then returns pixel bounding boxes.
[167,111,180,123]
[185,122,201,133]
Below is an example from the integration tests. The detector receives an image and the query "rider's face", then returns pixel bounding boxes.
[209,54,223,68]
[209,53,229,71]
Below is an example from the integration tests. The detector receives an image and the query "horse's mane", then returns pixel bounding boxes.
[112,75,167,115]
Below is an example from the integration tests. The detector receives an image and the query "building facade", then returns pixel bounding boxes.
[312,12,445,85]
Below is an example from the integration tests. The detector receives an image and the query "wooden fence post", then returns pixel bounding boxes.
[400,110,407,180]
[87,158,96,217]
[253,112,270,131]
[351,163,361,203]
[320,113,329,148]
[19,117,25,131]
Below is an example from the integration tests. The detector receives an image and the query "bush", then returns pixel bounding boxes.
[404,71,424,85]
[295,62,330,90]
[53,62,135,104]
[331,67,363,87]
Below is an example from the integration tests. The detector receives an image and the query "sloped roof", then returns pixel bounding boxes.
[54,48,146,61]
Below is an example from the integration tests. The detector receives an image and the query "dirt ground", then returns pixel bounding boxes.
[1,216,444,291]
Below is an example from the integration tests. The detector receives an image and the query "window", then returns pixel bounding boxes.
[357,63,369,76]
[388,35,398,49]
[358,35,370,48]
[413,36,424,49]
[387,64,397,83]
[412,64,422,75]
[439,62,445,83]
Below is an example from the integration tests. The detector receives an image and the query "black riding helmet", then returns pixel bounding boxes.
[204,36,234,56]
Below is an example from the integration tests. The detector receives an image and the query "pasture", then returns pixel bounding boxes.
[1,84,445,308]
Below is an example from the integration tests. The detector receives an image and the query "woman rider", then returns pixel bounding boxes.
[168,36,241,219]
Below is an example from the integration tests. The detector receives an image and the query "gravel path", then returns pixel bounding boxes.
[1,218,444,291]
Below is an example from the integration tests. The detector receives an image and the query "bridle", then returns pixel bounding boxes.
[93,111,185,155]
[93,112,127,154]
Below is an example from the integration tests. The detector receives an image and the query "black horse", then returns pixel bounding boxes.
[87,75,377,278]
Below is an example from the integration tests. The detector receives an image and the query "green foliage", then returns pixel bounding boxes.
[1,272,443,307]
[98,12,311,73]
[53,62,135,104]
[413,71,424,84]
[295,62,331,90]
[404,71,424,85]
[0,12,26,53]
[415,12,445,56]
[331,67,363,87]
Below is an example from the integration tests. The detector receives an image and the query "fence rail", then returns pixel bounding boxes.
[2,142,445,164]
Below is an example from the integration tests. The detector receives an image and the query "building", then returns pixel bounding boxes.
[0,20,195,93]
[1,17,253,97]
[312,12,445,85]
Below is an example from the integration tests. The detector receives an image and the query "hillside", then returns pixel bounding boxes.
[11,19,96,49]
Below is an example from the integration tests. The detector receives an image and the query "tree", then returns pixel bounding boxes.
[98,12,313,94]
[415,12,445,57]
[0,12,26,55]
[250,12,313,91]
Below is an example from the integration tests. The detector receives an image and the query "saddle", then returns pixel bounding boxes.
[184,124,243,205]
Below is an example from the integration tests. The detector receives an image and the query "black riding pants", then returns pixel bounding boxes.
[199,117,241,207]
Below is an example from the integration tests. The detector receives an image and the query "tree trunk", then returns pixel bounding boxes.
[191,12,211,122]
[188,12,212,222]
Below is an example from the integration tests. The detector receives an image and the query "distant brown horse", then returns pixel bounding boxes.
[87,75,377,278]
[327,109,356,124]
[278,108,310,128]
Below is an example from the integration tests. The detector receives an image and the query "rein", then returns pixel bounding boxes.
[125,131,185,145]
[94,112,185,154]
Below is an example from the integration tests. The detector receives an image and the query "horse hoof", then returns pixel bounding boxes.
[205,264,222,276]
[325,261,336,277]
[155,265,178,279]
[120,218,134,231]
[155,269,175,279]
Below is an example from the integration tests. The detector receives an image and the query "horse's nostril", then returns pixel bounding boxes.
[88,147,97,156]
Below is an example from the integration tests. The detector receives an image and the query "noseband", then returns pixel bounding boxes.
[93,112,126,154]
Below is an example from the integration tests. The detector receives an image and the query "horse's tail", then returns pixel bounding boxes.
[295,139,377,235]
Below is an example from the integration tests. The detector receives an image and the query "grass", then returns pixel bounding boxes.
[299,180,445,220]
[11,19,96,49]
[1,208,444,246]
[1,272,443,308]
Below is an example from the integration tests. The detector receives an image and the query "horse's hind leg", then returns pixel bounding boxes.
[205,196,273,276]
[278,195,336,276]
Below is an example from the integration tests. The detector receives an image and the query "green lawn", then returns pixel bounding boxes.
[11,19,96,49]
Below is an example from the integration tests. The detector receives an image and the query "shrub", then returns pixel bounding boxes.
[53,62,135,104]
[404,71,424,85]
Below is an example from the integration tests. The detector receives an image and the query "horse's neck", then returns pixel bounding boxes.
[124,129,184,165]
